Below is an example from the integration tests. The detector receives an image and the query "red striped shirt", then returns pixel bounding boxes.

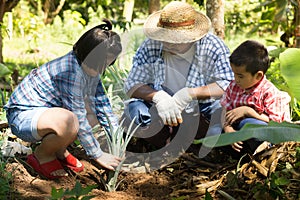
[220,76,291,122]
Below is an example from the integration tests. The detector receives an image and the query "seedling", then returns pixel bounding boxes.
[103,118,139,191]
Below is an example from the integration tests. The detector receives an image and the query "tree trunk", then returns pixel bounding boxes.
[0,0,6,63]
[43,0,65,24]
[149,0,160,14]
[7,12,13,39]
[123,0,135,22]
[295,0,300,48]
[206,0,225,40]
[0,0,20,63]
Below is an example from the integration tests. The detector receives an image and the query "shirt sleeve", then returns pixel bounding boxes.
[56,71,103,159]
[214,51,233,90]
[220,82,234,110]
[124,39,159,93]
[264,89,291,122]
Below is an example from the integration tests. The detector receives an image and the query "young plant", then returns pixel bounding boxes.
[50,181,97,200]
[0,130,14,199]
[103,118,139,192]
[0,155,13,198]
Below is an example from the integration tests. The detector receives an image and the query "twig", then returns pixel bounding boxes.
[180,153,222,169]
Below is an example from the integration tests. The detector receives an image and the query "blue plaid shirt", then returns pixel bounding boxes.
[124,33,234,103]
[4,51,119,159]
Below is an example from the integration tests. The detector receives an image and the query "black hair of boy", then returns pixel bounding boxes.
[230,40,270,75]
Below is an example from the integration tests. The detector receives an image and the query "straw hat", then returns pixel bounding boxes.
[143,1,211,43]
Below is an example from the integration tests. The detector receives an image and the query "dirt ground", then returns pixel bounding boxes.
[4,141,231,200]
[1,120,300,200]
[3,140,300,200]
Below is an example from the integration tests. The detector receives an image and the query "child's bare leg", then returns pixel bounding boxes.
[34,108,79,176]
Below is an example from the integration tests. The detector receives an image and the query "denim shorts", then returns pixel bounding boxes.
[6,107,49,143]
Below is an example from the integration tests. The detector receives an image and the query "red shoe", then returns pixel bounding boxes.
[59,154,84,172]
[27,154,68,180]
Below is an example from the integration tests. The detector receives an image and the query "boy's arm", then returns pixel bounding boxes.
[223,124,235,133]
[226,106,269,125]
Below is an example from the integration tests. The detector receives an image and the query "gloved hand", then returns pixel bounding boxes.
[152,90,182,126]
[173,87,194,112]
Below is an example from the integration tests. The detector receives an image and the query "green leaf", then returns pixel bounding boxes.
[194,121,300,147]
[0,63,11,77]
[50,187,64,199]
[78,184,97,196]
[274,177,290,186]
[81,196,97,200]
[280,48,300,99]
[204,190,213,200]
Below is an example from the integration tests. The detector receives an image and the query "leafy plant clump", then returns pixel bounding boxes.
[102,118,139,192]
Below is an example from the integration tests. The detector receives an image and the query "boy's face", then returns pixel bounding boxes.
[231,64,263,90]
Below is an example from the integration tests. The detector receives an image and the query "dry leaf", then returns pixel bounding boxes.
[252,160,268,177]
[265,148,278,168]
[196,179,222,194]
[269,158,279,175]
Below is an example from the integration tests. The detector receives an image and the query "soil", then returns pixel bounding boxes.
[1,123,300,200]
[3,142,300,200]
[5,141,233,200]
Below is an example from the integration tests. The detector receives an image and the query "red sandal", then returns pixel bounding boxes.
[59,154,84,172]
[27,154,68,179]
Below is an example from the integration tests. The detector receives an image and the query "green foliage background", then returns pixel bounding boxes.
[3,0,298,120]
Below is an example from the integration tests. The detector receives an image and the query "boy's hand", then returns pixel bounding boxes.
[224,125,243,152]
[232,141,243,152]
[225,106,250,125]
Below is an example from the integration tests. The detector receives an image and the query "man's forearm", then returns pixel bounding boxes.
[190,83,224,100]
[127,84,157,102]
[127,82,224,102]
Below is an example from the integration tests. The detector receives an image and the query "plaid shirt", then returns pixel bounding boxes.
[220,76,291,122]
[124,33,234,103]
[4,51,119,159]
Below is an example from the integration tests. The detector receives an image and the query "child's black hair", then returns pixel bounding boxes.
[230,40,270,75]
[73,19,122,71]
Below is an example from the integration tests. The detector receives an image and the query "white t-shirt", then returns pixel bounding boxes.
[163,44,195,93]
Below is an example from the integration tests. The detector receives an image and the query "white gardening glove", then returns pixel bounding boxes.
[152,90,182,126]
[173,87,194,112]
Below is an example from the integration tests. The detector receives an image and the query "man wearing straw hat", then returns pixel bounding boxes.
[123,1,234,155]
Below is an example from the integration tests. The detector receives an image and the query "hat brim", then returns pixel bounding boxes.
[143,10,211,44]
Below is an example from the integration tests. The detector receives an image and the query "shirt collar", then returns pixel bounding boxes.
[243,75,266,94]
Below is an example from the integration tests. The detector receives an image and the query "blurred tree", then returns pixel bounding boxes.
[295,0,300,47]
[246,0,299,47]
[43,0,66,24]
[206,0,225,39]
[27,0,127,27]
[28,0,68,24]
[0,0,20,63]
[149,0,160,14]
[123,0,135,22]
